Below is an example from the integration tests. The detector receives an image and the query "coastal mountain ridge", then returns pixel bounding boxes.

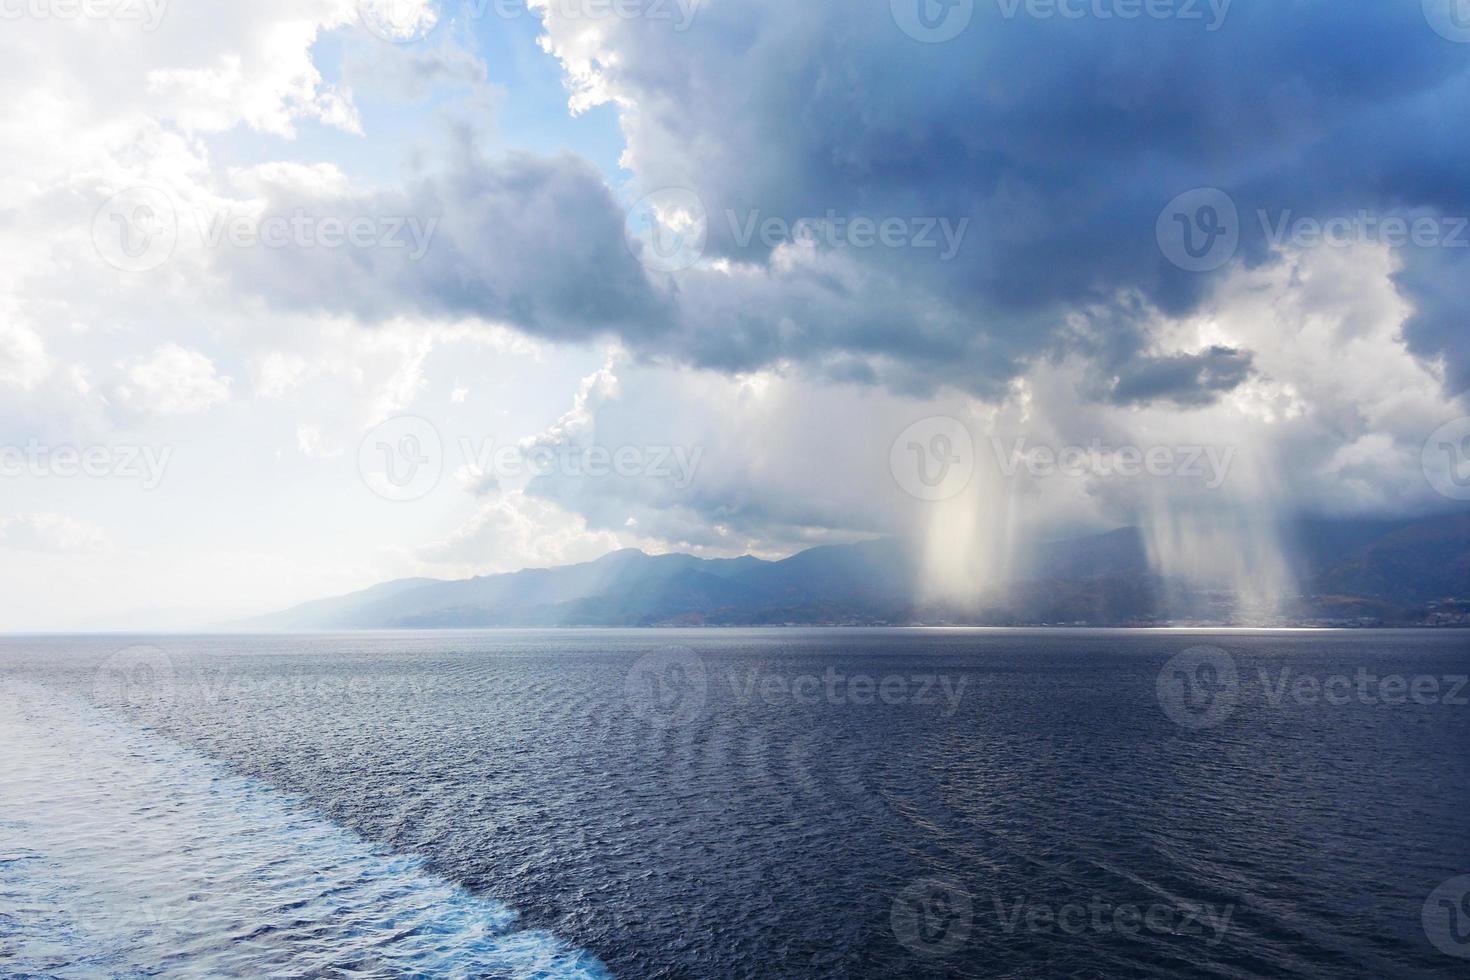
[245,513,1470,629]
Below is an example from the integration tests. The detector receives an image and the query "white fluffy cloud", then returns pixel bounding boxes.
[0,321,50,391]
[416,491,632,577]
[0,513,110,554]
[112,344,232,416]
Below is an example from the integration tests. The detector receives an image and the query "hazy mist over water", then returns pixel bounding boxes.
[4,629,1468,978]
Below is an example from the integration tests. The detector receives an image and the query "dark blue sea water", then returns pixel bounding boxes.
[2,629,1468,978]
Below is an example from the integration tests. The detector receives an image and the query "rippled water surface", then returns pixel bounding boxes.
[2,629,1467,978]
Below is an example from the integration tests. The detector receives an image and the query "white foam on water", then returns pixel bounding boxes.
[0,682,612,979]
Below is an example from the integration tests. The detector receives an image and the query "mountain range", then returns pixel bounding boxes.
[245,512,1470,629]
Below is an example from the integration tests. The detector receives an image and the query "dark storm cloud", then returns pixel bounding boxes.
[225,0,1470,407]
[216,150,671,342]
[1393,247,1470,396]
[562,0,1470,401]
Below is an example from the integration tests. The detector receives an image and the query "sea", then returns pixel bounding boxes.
[1,628,1467,978]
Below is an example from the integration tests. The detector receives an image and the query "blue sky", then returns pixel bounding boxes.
[1,0,1468,629]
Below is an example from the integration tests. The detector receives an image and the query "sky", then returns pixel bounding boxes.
[2,0,1469,630]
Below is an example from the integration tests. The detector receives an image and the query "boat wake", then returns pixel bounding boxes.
[0,682,610,979]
